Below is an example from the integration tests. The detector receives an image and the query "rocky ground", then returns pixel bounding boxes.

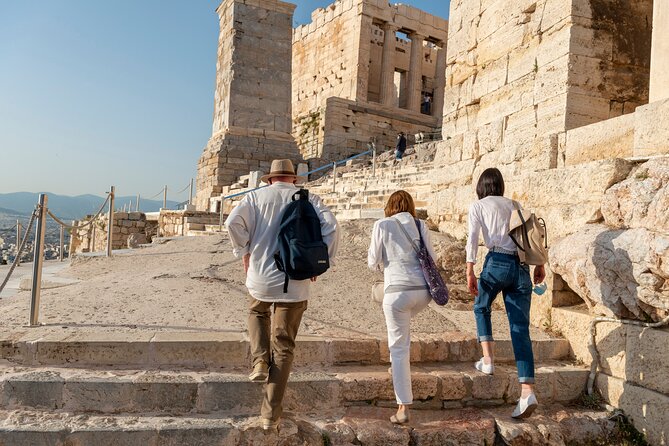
[0,219,549,341]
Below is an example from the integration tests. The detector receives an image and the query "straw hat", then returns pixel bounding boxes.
[260,159,306,184]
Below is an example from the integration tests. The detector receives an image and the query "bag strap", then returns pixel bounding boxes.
[391,217,420,254]
[509,200,532,253]
[413,218,426,249]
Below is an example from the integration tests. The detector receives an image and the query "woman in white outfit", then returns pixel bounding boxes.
[368,190,436,424]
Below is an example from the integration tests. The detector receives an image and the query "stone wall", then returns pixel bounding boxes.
[69,212,149,254]
[443,0,653,174]
[551,308,669,446]
[313,97,438,160]
[195,0,302,211]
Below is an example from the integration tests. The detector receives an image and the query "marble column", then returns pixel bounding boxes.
[432,43,447,118]
[380,23,398,106]
[650,0,669,102]
[406,32,425,112]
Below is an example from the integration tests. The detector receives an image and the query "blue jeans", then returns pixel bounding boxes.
[395,150,404,160]
[474,252,535,383]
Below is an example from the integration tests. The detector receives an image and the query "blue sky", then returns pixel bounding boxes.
[0,1,450,198]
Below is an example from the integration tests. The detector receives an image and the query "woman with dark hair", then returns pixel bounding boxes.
[368,190,436,425]
[465,168,546,418]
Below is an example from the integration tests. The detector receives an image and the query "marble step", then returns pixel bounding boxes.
[0,404,619,446]
[0,331,570,369]
[0,362,588,416]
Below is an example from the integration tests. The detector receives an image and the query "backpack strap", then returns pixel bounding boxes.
[392,217,420,254]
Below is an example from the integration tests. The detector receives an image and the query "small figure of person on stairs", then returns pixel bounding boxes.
[465,168,546,418]
[368,190,437,425]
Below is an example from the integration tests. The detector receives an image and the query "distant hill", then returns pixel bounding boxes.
[0,206,27,216]
[0,192,180,221]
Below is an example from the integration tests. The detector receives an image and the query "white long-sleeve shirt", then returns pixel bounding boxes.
[225,182,339,302]
[367,212,437,291]
[466,195,519,263]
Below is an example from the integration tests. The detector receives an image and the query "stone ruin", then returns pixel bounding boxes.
[195,0,302,212]
[292,0,447,160]
[190,0,669,442]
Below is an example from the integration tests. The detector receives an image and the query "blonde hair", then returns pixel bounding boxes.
[384,190,416,218]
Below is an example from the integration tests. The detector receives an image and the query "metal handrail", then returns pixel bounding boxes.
[220,149,374,202]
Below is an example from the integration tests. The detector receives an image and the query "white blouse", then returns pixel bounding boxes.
[466,196,519,263]
[367,212,437,291]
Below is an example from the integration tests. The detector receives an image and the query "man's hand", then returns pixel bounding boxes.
[243,253,251,274]
[533,265,546,284]
[466,262,478,296]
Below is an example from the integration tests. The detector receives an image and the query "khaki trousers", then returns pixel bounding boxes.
[248,297,307,421]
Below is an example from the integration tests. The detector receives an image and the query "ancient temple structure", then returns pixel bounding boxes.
[292,0,448,160]
[195,0,302,211]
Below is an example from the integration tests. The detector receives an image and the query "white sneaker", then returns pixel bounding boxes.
[511,393,538,419]
[475,357,494,375]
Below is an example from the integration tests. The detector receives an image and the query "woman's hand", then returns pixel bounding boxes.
[466,262,478,296]
[533,265,546,284]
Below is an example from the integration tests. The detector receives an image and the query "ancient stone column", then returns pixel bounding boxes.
[432,44,447,118]
[406,32,425,112]
[380,23,398,107]
[195,0,301,211]
[650,0,668,102]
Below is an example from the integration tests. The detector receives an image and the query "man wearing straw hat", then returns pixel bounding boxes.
[225,159,340,431]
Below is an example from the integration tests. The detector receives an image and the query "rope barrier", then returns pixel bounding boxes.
[0,208,38,295]
[46,193,111,230]
[146,188,165,200]
[0,224,18,234]
[173,182,191,195]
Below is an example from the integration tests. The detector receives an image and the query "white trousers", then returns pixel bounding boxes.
[383,289,431,405]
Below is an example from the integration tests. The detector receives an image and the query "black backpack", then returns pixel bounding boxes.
[274,189,330,293]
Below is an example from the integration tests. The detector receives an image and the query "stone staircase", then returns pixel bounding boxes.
[309,160,435,220]
[0,331,623,445]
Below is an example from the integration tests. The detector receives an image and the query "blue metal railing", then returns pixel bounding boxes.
[220,149,374,201]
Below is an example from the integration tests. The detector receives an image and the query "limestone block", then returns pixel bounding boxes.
[552,366,590,402]
[601,157,669,234]
[477,119,504,153]
[330,339,380,365]
[550,225,669,322]
[431,370,468,400]
[467,370,510,400]
[634,98,669,157]
[650,0,669,102]
[625,325,669,395]
[597,374,669,446]
[342,416,411,446]
[565,113,635,166]
[565,92,613,130]
[534,54,569,102]
[61,376,198,414]
[2,371,64,410]
[408,411,496,446]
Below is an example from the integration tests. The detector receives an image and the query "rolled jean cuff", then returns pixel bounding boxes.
[396,400,413,405]
[518,377,535,384]
[478,335,494,342]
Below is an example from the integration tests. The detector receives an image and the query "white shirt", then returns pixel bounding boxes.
[225,182,339,302]
[466,195,519,263]
[367,212,437,291]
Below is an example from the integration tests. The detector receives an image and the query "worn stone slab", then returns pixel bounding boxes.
[149,332,249,368]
